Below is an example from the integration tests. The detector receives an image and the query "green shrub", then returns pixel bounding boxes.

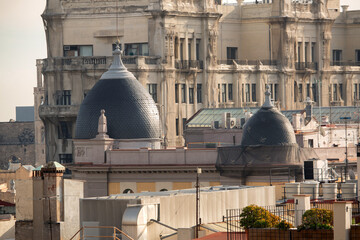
[239,205,280,229]
[276,220,294,230]
[297,208,333,230]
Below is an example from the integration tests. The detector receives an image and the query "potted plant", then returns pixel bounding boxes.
[239,205,281,239]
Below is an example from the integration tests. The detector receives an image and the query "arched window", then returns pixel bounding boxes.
[123,189,134,194]
[160,189,168,192]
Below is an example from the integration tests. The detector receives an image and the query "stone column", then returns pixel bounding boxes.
[184,33,189,61]
[191,33,196,62]
[334,201,352,240]
[293,194,311,227]
[300,41,305,63]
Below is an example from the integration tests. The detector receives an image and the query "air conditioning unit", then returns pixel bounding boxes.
[227,118,237,129]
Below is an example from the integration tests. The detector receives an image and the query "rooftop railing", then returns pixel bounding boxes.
[175,60,204,69]
[295,62,318,70]
[330,61,360,67]
[43,55,160,68]
[217,59,278,66]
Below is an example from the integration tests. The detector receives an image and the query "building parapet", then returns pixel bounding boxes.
[97,148,218,166]
[41,56,161,72]
[39,105,80,118]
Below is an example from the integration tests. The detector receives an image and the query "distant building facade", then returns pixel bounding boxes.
[16,106,34,122]
[36,0,360,163]
[0,122,36,169]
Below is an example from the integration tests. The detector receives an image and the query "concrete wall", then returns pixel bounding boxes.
[15,179,33,221]
[0,216,15,240]
[62,179,84,240]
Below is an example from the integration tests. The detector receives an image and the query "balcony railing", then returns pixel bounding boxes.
[330,61,360,67]
[175,60,204,69]
[43,56,160,69]
[217,59,278,66]
[295,62,318,70]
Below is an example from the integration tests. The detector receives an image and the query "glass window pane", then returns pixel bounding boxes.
[80,46,93,56]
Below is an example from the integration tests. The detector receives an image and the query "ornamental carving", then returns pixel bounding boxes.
[18,128,35,145]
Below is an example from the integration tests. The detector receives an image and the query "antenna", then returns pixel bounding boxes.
[116,0,120,44]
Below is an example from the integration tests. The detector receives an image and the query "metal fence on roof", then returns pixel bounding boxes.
[187,106,360,128]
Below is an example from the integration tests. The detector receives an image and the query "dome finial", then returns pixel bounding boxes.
[262,84,274,109]
[110,41,126,71]
[100,41,135,80]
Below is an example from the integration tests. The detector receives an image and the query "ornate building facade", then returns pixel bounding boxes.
[35,0,360,163]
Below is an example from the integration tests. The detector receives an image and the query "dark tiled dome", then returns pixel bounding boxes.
[241,88,296,146]
[75,46,160,140]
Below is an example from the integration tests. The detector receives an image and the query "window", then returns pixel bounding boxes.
[339,83,343,100]
[311,43,316,62]
[182,118,187,132]
[56,90,71,105]
[196,39,200,61]
[308,139,314,148]
[269,84,278,101]
[333,50,342,64]
[312,83,317,102]
[251,84,256,102]
[355,84,360,101]
[180,40,184,60]
[356,50,360,64]
[197,84,202,103]
[189,87,194,104]
[175,84,179,103]
[63,45,93,57]
[297,44,301,63]
[245,84,250,102]
[227,47,238,63]
[188,43,192,61]
[299,84,303,102]
[123,189,134,194]
[181,84,186,103]
[333,84,338,101]
[218,84,221,102]
[228,84,233,101]
[354,84,358,100]
[59,154,72,164]
[58,121,72,139]
[221,84,227,102]
[124,43,149,56]
[274,84,279,101]
[306,84,310,98]
[305,43,309,63]
[294,83,297,102]
[148,84,157,103]
[176,118,179,136]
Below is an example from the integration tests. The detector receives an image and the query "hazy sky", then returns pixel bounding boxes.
[0,0,359,122]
